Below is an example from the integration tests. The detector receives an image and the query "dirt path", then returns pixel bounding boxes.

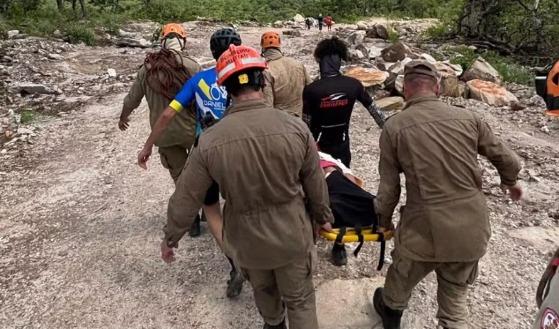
[1,22,559,329]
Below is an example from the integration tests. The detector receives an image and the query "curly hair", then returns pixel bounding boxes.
[313,37,349,61]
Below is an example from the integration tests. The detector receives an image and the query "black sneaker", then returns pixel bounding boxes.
[332,243,347,266]
[226,269,244,298]
[373,288,402,329]
[263,320,286,329]
[188,215,201,237]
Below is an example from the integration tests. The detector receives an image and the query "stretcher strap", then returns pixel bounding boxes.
[377,232,386,271]
[353,226,364,257]
[335,227,346,245]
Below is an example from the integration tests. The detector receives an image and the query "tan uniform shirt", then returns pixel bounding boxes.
[377,96,521,262]
[164,99,334,269]
[263,48,311,117]
[122,54,201,148]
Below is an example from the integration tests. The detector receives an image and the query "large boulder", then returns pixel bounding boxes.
[293,14,305,23]
[349,49,366,61]
[368,46,384,59]
[388,58,413,75]
[366,24,389,40]
[440,76,466,98]
[347,31,366,46]
[272,20,284,28]
[356,22,369,30]
[466,79,519,106]
[282,30,302,37]
[462,57,502,84]
[115,37,151,48]
[376,96,405,111]
[381,41,417,62]
[345,67,389,88]
[9,82,61,96]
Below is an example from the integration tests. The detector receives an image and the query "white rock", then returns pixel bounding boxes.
[463,57,502,84]
[293,14,305,23]
[0,149,7,154]
[107,68,117,78]
[420,53,437,64]
[17,127,34,135]
[7,30,19,39]
[47,53,64,60]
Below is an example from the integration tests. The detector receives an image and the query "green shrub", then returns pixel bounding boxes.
[64,24,95,45]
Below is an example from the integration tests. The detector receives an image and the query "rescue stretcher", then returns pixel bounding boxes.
[320,226,394,270]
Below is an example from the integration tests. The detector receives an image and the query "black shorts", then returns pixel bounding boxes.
[204,181,220,205]
[325,170,377,228]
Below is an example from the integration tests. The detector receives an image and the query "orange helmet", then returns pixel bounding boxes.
[261,31,281,49]
[161,23,187,39]
[216,45,267,85]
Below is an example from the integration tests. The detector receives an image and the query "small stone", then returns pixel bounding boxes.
[107,68,117,78]
[1,149,7,154]
[47,53,64,60]
[541,126,550,134]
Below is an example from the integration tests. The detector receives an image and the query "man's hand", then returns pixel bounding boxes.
[160,240,176,264]
[118,117,130,131]
[501,183,523,201]
[321,222,334,232]
[138,144,152,170]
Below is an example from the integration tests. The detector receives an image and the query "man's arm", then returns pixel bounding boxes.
[476,117,522,199]
[357,83,385,128]
[119,68,145,131]
[163,145,214,248]
[300,131,334,226]
[263,70,275,107]
[302,87,321,140]
[138,78,195,169]
[375,129,401,228]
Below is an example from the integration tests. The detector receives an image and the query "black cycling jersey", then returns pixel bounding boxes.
[302,75,373,166]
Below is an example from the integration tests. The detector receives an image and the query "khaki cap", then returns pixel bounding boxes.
[404,60,440,80]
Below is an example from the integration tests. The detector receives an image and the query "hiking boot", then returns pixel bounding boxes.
[263,320,286,329]
[332,243,347,266]
[226,269,244,298]
[188,215,201,237]
[373,288,402,329]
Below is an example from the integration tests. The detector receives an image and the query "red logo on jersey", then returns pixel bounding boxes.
[320,93,348,108]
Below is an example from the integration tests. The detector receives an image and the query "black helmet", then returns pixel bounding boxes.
[210,28,242,60]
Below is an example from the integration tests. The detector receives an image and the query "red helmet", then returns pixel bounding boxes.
[216,45,267,85]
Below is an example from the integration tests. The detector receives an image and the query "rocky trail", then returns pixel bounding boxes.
[1,18,558,329]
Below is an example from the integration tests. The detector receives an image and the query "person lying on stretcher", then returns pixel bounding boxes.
[319,152,383,267]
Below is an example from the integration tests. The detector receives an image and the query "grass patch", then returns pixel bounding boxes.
[20,109,38,124]
[387,28,399,42]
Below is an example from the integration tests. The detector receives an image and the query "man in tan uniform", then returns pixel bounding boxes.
[119,23,200,183]
[261,31,311,117]
[533,248,559,329]
[373,61,523,329]
[160,45,333,329]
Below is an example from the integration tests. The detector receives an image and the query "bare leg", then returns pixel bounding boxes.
[203,202,224,250]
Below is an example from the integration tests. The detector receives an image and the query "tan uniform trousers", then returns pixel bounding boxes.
[158,146,188,183]
[383,250,478,329]
[241,252,318,329]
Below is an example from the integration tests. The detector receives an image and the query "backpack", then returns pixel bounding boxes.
[535,59,559,116]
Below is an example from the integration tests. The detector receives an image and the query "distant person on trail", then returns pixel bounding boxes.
[373,60,523,329]
[305,17,313,30]
[533,248,559,329]
[160,44,334,329]
[324,15,333,31]
[118,22,203,231]
[302,37,385,167]
[137,27,245,298]
[317,14,324,31]
[260,31,311,117]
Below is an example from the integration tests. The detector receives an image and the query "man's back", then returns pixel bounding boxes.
[266,51,309,117]
[378,96,520,261]
[194,99,327,268]
[124,53,200,147]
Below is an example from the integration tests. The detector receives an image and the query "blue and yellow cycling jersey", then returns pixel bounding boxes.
[169,66,228,136]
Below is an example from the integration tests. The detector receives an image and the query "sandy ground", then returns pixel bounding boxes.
[1,21,559,329]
